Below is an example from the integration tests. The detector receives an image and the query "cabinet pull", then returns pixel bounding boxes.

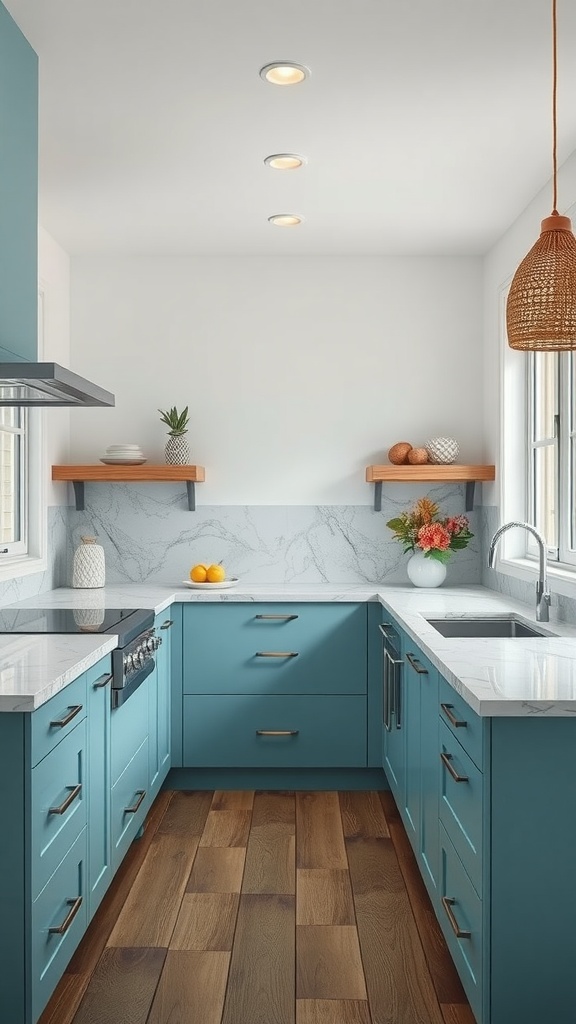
[256,730,299,736]
[255,614,298,621]
[441,702,467,728]
[440,752,469,783]
[49,783,82,815]
[160,619,174,629]
[93,672,113,690]
[124,789,146,814]
[48,896,83,935]
[255,651,299,658]
[50,705,83,728]
[441,896,471,939]
[406,652,428,674]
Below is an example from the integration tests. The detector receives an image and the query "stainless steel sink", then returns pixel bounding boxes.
[426,617,552,638]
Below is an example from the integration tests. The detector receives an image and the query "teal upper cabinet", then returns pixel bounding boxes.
[0,2,38,362]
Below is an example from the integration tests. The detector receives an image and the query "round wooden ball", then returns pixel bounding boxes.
[388,442,413,465]
[407,447,429,465]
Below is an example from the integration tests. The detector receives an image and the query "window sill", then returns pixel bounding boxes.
[493,556,576,600]
[0,553,48,585]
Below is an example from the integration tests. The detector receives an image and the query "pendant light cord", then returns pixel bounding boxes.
[552,0,558,213]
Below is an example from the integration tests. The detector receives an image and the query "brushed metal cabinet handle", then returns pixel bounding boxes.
[441,702,467,728]
[441,896,471,939]
[256,730,299,736]
[93,672,113,689]
[124,789,146,814]
[255,651,299,658]
[49,783,82,815]
[48,896,83,934]
[160,619,174,629]
[406,652,429,675]
[255,614,298,621]
[50,704,83,728]
[440,752,469,783]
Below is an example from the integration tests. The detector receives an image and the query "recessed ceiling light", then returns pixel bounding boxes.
[259,62,310,86]
[264,153,306,171]
[268,214,304,227]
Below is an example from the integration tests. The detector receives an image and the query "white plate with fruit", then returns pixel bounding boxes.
[183,563,239,589]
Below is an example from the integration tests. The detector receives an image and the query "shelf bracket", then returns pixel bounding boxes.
[465,481,475,513]
[186,481,196,511]
[72,481,85,512]
[373,481,383,512]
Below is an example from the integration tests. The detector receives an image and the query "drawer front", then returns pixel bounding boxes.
[31,827,88,1024]
[438,674,484,770]
[31,672,87,768]
[183,694,367,768]
[438,824,484,1024]
[439,718,484,897]
[110,674,149,785]
[111,737,149,871]
[183,603,367,695]
[31,719,87,900]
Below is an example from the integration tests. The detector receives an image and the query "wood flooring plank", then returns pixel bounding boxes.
[296,792,348,869]
[211,789,255,810]
[297,1000,371,1024]
[72,948,166,1024]
[147,950,230,1024]
[170,892,239,950]
[340,790,390,839]
[221,893,295,1024]
[347,837,445,1024]
[199,808,252,847]
[243,829,295,894]
[67,791,172,974]
[107,834,199,947]
[37,972,90,1024]
[156,789,212,836]
[441,1005,477,1024]
[380,792,467,1004]
[251,790,295,831]
[186,846,246,893]
[296,868,356,925]
[297,925,367,1000]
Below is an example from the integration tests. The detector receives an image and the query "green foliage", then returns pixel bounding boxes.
[158,405,189,436]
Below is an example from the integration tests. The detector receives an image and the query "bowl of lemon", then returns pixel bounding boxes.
[183,563,239,589]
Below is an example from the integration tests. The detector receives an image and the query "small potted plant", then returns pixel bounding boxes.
[158,405,190,465]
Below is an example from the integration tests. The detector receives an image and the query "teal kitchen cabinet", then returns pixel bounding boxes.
[0,2,38,362]
[86,660,113,917]
[380,614,405,801]
[110,672,150,872]
[403,640,440,897]
[148,611,173,800]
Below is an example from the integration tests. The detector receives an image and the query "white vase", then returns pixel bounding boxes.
[165,434,190,465]
[72,536,105,589]
[406,550,447,588]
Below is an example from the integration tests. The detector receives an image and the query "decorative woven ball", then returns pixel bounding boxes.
[388,442,412,465]
[424,437,459,464]
[407,447,429,465]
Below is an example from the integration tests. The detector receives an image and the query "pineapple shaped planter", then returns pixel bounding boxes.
[159,405,190,465]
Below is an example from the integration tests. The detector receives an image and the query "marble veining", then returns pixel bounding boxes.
[0,506,67,606]
[0,632,117,712]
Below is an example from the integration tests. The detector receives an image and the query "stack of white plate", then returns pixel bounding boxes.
[100,444,147,465]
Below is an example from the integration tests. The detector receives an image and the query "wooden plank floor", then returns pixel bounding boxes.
[39,791,474,1024]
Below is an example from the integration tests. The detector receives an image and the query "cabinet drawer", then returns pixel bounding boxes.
[31,719,87,900]
[439,718,484,897]
[438,674,484,770]
[111,737,149,871]
[31,672,87,768]
[183,603,366,695]
[183,694,367,768]
[438,824,483,1024]
[31,827,88,1024]
[110,675,149,785]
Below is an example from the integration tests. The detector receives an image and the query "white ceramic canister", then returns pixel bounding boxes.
[72,535,106,589]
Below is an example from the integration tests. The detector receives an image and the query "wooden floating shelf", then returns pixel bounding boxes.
[52,465,205,511]
[365,464,495,512]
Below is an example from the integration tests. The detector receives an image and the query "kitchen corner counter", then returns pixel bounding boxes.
[0,633,117,712]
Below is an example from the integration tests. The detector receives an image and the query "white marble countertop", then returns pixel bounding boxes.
[3,582,576,716]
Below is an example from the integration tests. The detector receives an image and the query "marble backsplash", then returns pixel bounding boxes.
[0,506,68,607]
[65,482,482,586]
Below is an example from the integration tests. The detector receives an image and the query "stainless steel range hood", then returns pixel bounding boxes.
[0,362,115,407]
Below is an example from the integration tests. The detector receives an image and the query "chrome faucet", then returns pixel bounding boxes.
[488,521,551,622]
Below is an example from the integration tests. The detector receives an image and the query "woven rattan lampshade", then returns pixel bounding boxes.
[506,0,576,351]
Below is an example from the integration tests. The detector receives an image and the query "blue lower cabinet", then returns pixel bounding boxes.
[183,694,366,768]
[111,738,149,871]
[30,671,87,767]
[31,827,88,1024]
[438,824,483,1024]
[110,675,149,785]
[86,660,113,918]
[439,718,483,898]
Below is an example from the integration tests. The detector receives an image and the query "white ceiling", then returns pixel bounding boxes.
[6,0,576,256]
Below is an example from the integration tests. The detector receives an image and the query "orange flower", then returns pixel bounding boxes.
[413,497,438,525]
[417,523,451,551]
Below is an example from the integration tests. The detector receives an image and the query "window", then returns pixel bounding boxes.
[0,407,27,554]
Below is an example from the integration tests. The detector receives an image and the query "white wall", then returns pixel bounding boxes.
[39,226,71,506]
[69,256,484,505]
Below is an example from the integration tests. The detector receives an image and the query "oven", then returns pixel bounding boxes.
[379,620,403,731]
[111,615,162,708]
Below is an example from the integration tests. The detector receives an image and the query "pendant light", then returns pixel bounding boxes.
[506,0,576,351]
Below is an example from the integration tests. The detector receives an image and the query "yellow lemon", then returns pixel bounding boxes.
[190,564,208,582]
[206,563,226,583]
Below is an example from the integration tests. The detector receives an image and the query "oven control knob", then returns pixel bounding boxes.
[124,653,133,674]
[146,637,155,653]
[137,648,145,666]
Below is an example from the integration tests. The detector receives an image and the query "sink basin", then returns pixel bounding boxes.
[426,617,552,639]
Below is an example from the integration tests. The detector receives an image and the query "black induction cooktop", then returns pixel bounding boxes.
[0,606,151,639]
